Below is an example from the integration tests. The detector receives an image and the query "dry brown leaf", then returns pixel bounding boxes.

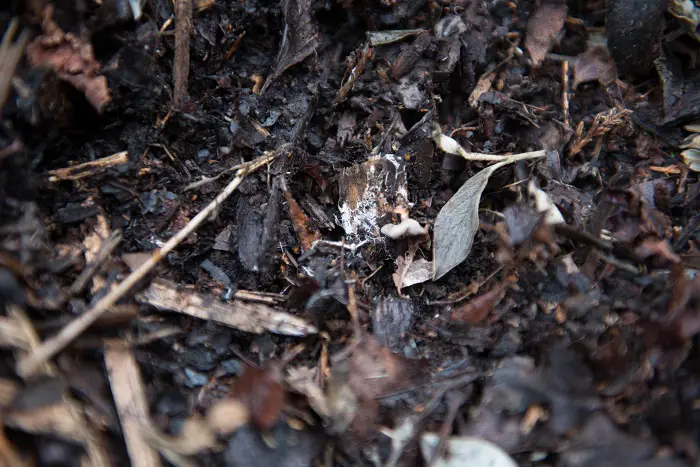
[524,2,568,66]
[450,284,507,324]
[282,186,320,251]
[286,366,329,417]
[327,337,419,437]
[348,338,414,401]
[469,70,497,108]
[571,46,617,88]
[25,4,110,112]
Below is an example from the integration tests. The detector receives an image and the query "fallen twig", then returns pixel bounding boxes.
[561,60,569,127]
[17,151,279,377]
[47,151,129,182]
[69,229,123,296]
[104,343,162,467]
[173,0,193,108]
[182,161,245,191]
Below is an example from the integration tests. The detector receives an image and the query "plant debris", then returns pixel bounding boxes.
[433,150,546,280]
[25,4,110,112]
[1,0,700,465]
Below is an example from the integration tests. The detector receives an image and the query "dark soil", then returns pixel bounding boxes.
[1,0,700,465]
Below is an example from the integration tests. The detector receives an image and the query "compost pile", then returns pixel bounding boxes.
[1,0,700,465]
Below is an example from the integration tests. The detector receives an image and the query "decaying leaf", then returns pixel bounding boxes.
[260,0,318,94]
[681,148,700,172]
[571,45,618,88]
[25,5,110,112]
[469,69,497,108]
[367,29,427,46]
[282,181,321,251]
[335,45,373,105]
[395,257,432,290]
[392,241,432,291]
[286,366,329,417]
[230,366,285,432]
[450,284,507,324]
[338,155,408,239]
[433,151,546,280]
[420,433,517,467]
[524,1,568,66]
[327,337,418,437]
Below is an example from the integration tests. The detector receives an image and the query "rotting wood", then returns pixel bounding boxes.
[137,278,318,336]
[173,0,193,109]
[104,343,163,467]
[47,152,129,182]
[16,151,280,377]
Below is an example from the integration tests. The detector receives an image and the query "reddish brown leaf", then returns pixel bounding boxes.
[524,2,568,66]
[633,238,681,266]
[25,5,110,112]
[449,284,506,324]
[230,366,285,432]
[282,189,320,251]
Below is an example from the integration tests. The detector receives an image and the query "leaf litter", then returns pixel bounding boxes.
[2,0,700,465]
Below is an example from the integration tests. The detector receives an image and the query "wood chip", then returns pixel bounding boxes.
[137,278,317,336]
[104,344,162,467]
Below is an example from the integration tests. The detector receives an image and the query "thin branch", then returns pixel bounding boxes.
[17,152,280,377]
[47,152,129,182]
[68,229,123,296]
[173,0,193,109]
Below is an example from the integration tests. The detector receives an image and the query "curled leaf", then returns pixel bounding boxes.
[682,148,700,172]
[433,152,546,280]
